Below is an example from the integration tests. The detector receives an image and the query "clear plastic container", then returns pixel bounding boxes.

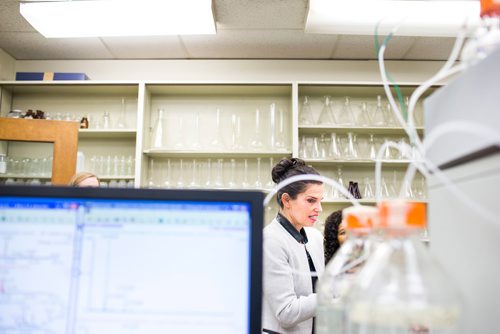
[316,205,379,334]
[345,201,462,334]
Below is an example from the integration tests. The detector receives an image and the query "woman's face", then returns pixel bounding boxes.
[338,220,347,245]
[282,183,324,231]
[77,176,100,187]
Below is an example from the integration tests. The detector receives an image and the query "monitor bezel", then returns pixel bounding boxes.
[0,185,264,334]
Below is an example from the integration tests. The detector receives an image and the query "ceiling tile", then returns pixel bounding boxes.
[182,29,338,59]
[100,36,188,59]
[332,35,417,60]
[0,32,113,60]
[403,37,456,60]
[0,0,37,32]
[215,0,307,30]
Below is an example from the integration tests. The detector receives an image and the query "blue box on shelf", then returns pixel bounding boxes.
[15,72,90,81]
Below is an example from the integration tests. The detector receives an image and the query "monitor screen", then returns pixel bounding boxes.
[0,186,263,334]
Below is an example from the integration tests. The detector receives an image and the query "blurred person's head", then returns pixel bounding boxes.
[69,172,100,187]
[324,210,346,264]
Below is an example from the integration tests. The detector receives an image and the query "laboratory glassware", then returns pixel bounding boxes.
[299,96,315,125]
[317,96,336,125]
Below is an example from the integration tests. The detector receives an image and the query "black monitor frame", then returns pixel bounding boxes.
[0,185,264,334]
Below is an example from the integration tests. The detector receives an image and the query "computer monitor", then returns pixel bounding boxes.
[0,185,264,334]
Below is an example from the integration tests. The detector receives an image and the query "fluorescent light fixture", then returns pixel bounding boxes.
[306,0,480,37]
[20,0,216,38]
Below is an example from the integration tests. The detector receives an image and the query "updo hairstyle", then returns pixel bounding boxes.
[271,157,321,208]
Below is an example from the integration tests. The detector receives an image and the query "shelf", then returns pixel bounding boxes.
[79,129,137,139]
[99,175,135,180]
[144,149,292,159]
[299,125,424,136]
[304,159,417,167]
[0,175,50,179]
[321,198,427,204]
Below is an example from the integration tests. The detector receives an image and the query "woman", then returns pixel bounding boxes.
[323,210,347,264]
[68,171,100,187]
[263,158,325,334]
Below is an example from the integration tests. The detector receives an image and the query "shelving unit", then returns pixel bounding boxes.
[0,80,438,210]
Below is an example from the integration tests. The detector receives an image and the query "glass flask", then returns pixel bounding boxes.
[367,134,377,160]
[205,158,212,188]
[356,101,371,127]
[318,96,336,125]
[176,159,185,188]
[362,176,374,199]
[214,158,224,188]
[188,159,199,188]
[211,108,226,150]
[275,108,287,151]
[102,111,111,129]
[299,95,315,125]
[147,158,157,188]
[328,132,342,159]
[162,159,171,188]
[384,102,397,127]
[331,166,346,199]
[250,108,265,150]
[371,95,386,127]
[318,133,328,159]
[241,158,251,188]
[191,112,202,150]
[265,157,275,189]
[344,132,359,160]
[227,158,237,188]
[230,113,242,150]
[255,157,263,189]
[316,205,379,334]
[116,97,127,129]
[345,201,462,334]
[299,135,310,159]
[269,103,277,149]
[336,96,355,126]
[311,137,321,159]
[151,108,165,149]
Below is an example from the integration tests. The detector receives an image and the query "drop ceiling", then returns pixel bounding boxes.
[0,0,461,61]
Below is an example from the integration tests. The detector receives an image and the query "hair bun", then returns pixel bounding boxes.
[271,158,306,183]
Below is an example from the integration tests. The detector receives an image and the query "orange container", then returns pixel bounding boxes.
[481,0,500,17]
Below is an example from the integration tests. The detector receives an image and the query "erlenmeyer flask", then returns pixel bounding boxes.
[356,101,371,127]
[382,138,393,160]
[331,166,346,199]
[336,96,355,126]
[250,108,265,150]
[328,133,342,159]
[265,157,275,189]
[318,133,328,159]
[151,108,165,149]
[299,135,310,159]
[162,159,171,188]
[384,102,397,127]
[345,132,359,160]
[311,137,321,159]
[299,96,315,125]
[362,176,374,199]
[367,134,377,160]
[371,95,386,127]
[317,96,336,125]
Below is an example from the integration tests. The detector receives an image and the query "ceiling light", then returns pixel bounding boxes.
[306,0,481,37]
[20,0,216,38]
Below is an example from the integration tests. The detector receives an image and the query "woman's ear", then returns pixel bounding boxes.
[281,193,291,208]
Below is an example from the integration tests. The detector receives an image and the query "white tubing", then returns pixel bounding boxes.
[263,174,360,207]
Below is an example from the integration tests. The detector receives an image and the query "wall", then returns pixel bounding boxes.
[14,59,447,83]
[0,49,15,80]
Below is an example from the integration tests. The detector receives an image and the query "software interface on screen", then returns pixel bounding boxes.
[0,196,253,334]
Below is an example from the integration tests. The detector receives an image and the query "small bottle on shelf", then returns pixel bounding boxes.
[80,115,89,129]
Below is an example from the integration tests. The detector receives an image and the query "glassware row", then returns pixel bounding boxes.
[150,104,289,151]
[320,166,427,200]
[299,133,419,161]
[299,95,424,127]
[146,157,281,190]
[0,155,53,177]
[89,155,135,178]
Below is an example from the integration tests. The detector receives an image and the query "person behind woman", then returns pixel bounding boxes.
[323,210,347,264]
[68,171,100,187]
[263,157,325,334]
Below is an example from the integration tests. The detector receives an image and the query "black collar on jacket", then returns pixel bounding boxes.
[276,213,308,244]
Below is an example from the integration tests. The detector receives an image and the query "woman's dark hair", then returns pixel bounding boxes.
[324,210,343,264]
[271,157,321,208]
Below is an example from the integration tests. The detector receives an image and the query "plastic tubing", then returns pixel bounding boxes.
[263,174,360,207]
